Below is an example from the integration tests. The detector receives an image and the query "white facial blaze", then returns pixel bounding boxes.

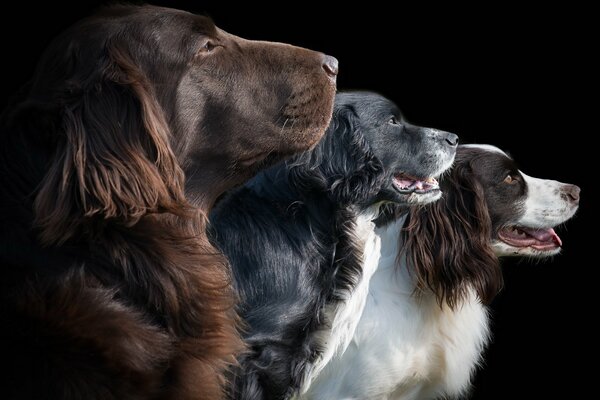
[493,171,579,257]
[519,172,578,228]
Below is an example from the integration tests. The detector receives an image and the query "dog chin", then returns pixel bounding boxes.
[493,224,564,258]
[491,240,562,258]
[386,187,442,206]
[390,174,443,205]
[402,189,443,205]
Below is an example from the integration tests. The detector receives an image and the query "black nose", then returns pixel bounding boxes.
[563,184,580,204]
[322,55,339,78]
[444,132,459,147]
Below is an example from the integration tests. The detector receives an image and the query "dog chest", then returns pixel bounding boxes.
[303,218,490,399]
[300,208,382,393]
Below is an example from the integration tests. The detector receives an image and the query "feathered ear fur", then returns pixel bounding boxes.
[287,105,384,204]
[402,158,503,308]
[33,46,188,245]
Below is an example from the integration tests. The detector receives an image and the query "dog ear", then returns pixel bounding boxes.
[288,105,384,204]
[34,46,188,245]
[402,159,503,308]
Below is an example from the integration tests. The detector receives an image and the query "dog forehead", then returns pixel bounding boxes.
[460,144,517,170]
[460,144,508,157]
[92,5,217,37]
[458,145,522,186]
[335,92,397,115]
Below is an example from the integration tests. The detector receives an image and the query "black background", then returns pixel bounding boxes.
[2,2,595,398]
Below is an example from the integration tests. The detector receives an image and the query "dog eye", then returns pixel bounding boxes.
[503,174,518,184]
[199,40,217,53]
[388,116,400,125]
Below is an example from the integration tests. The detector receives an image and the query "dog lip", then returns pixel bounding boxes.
[392,173,439,193]
[393,186,442,195]
[497,226,562,250]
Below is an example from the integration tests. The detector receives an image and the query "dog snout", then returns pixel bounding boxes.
[321,55,339,78]
[427,128,459,148]
[561,184,580,204]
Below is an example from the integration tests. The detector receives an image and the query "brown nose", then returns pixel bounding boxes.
[322,55,339,78]
[562,184,580,204]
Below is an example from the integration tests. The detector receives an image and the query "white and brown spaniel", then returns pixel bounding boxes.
[305,144,580,400]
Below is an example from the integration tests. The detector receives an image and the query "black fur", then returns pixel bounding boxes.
[210,92,457,399]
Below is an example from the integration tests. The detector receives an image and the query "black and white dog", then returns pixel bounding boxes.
[305,144,580,400]
[210,92,458,399]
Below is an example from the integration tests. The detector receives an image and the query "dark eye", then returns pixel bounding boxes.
[503,174,519,184]
[388,116,400,125]
[199,40,216,53]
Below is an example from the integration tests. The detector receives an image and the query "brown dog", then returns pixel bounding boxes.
[0,4,336,400]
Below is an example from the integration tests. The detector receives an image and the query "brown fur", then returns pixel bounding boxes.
[402,153,504,309]
[0,4,335,399]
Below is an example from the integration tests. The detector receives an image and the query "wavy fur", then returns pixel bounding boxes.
[211,92,457,399]
[306,145,580,399]
[213,103,381,400]
[0,5,336,399]
[403,155,503,308]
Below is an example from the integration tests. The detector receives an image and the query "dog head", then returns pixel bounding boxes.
[5,5,336,244]
[289,91,457,206]
[458,145,580,257]
[403,144,580,306]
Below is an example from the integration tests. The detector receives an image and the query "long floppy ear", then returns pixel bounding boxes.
[287,105,384,204]
[34,46,188,245]
[402,159,503,308]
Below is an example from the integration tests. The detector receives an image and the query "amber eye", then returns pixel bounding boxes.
[504,174,518,184]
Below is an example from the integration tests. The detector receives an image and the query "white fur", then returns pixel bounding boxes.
[519,172,577,228]
[302,146,579,399]
[302,217,489,400]
[300,205,383,393]
[492,172,578,257]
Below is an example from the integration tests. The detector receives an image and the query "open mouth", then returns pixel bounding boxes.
[392,173,440,194]
[498,226,563,251]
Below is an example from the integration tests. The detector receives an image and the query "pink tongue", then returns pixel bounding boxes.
[397,178,416,188]
[521,227,562,246]
[396,178,426,189]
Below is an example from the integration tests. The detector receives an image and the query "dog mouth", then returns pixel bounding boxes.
[392,173,440,194]
[497,226,563,251]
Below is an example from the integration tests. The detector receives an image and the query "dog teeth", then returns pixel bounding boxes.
[395,175,440,193]
[509,227,527,237]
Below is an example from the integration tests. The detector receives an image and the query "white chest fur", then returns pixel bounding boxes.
[299,206,382,394]
[303,218,490,400]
